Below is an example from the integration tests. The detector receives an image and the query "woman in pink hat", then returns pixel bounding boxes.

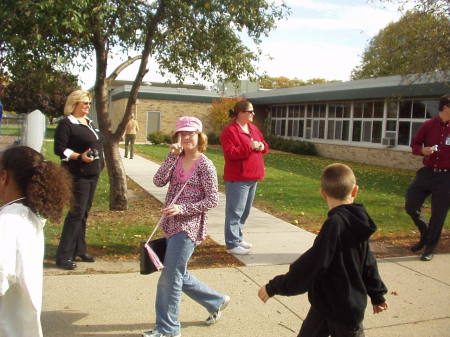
[220,100,269,255]
[144,117,230,337]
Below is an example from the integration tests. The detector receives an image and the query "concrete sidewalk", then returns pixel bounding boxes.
[42,151,450,337]
[119,149,316,266]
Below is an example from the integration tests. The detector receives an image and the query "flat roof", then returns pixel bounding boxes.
[111,85,219,103]
[245,73,449,105]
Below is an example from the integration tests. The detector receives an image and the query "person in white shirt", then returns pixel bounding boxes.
[0,146,71,337]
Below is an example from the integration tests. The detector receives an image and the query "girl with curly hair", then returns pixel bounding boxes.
[0,146,72,337]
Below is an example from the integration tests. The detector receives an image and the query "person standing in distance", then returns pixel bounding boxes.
[220,100,268,255]
[406,94,450,261]
[124,113,139,159]
[54,90,104,270]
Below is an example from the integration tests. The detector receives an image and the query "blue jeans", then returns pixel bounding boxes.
[224,181,258,249]
[155,231,226,335]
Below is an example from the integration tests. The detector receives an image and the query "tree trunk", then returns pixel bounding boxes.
[92,1,167,210]
[92,29,128,210]
[103,134,128,210]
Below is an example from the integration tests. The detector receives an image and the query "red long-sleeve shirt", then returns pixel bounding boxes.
[411,116,450,169]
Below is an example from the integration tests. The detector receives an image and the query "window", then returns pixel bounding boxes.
[399,101,412,118]
[397,99,438,146]
[351,101,384,144]
[398,121,410,146]
[298,120,304,137]
[327,103,351,141]
[268,97,438,147]
[372,121,382,143]
[352,121,362,141]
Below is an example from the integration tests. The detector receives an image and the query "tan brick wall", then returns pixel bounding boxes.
[110,100,147,142]
[110,98,212,142]
[314,143,423,171]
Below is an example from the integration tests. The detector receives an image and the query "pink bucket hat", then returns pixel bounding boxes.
[175,116,203,133]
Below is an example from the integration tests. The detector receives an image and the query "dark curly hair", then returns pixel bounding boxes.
[1,146,72,223]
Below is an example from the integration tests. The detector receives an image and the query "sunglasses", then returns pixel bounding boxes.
[80,101,91,105]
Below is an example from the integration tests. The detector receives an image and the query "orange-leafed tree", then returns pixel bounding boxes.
[208,96,244,134]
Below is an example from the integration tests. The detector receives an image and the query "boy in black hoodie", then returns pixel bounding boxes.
[258,163,388,337]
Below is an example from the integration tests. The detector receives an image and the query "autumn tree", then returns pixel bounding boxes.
[208,96,244,133]
[0,0,289,210]
[351,10,450,80]
[258,75,337,89]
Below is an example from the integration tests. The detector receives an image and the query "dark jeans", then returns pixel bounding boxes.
[56,175,99,261]
[405,167,450,253]
[298,306,364,337]
[124,134,136,158]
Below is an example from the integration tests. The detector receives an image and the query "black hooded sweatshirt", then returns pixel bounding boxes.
[266,203,387,326]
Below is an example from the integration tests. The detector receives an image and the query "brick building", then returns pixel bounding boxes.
[98,73,448,170]
[106,81,219,142]
[246,73,449,170]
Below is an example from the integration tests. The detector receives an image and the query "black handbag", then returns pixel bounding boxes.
[140,237,167,275]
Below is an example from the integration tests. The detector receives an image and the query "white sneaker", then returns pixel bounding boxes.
[205,295,231,325]
[239,241,253,249]
[142,330,181,337]
[227,246,250,255]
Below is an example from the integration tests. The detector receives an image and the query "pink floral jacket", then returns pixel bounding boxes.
[153,152,219,244]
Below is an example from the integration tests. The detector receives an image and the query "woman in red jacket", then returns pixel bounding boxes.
[220,100,269,255]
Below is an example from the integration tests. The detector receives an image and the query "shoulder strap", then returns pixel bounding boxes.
[146,159,199,243]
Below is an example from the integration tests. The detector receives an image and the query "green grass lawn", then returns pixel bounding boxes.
[0,123,22,136]
[41,140,446,259]
[42,141,129,258]
[134,144,446,237]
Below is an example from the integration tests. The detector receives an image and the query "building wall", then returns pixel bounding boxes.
[137,98,213,135]
[110,99,148,142]
[110,97,213,141]
[313,142,423,170]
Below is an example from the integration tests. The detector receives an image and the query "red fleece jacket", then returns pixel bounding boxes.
[220,120,268,181]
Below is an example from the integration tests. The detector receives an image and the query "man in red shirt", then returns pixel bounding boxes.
[406,94,450,261]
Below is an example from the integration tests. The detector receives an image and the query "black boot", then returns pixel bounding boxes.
[410,240,425,253]
[411,223,428,253]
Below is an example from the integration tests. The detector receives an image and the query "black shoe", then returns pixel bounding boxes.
[410,241,425,253]
[420,246,434,261]
[420,252,434,261]
[77,253,95,262]
[56,259,77,270]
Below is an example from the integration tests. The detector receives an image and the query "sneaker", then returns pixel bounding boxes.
[205,295,231,325]
[227,246,250,255]
[142,330,181,337]
[239,240,253,249]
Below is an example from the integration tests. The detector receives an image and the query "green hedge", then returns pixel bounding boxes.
[207,132,220,145]
[147,131,171,144]
[265,135,317,156]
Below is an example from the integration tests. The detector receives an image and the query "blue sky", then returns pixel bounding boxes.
[78,0,403,89]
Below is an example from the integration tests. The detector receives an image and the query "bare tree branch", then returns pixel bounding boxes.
[106,55,142,86]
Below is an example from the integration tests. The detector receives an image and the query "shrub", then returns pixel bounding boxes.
[207,132,220,145]
[147,131,171,144]
[265,135,317,156]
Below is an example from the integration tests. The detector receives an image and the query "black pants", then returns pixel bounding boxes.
[56,174,99,261]
[124,134,136,158]
[298,306,364,337]
[405,167,450,253]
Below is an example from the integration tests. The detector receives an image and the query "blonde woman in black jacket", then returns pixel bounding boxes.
[54,90,104,270]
